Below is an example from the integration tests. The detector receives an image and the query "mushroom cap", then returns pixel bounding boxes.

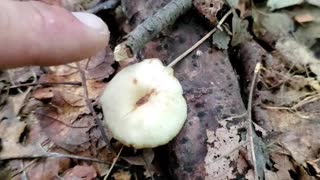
[100,58,187,149]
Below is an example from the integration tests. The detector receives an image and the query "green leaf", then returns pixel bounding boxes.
[306,0,320,7]
[212,29,230,50]
[253,11,294,38]
[294,23,320,47]
[231,14,252,46]
[226,0,239,8]
[267,0,303,10]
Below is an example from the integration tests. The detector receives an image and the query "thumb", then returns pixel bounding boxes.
[0,0,109,69]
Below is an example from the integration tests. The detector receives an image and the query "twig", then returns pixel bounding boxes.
[247,62,261,180]
[103,145,123,180]
[76,63,110,148]
[6,81,81,89]
[221,112,247,122]
[167,28,217,68]
[11,159,38,178]
[20,161,29,180]
[167,10,232,68]
[86,0,120,13]
[114,0,192,61]
[48,152,109,163]
[2,151,110,164]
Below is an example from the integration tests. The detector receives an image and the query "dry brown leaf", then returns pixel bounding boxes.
[280,123,320,164]
[85,48,115,81]
[0,89,31,119]
[27,157,71,180]
[0,119,43,160]
[6,66,41,84]
[294,13,315,23]
[35,106,93,152]
[205,119,244,179]
[121,156,146,166]
[276,38,320,78]
[63,165,97,180]
[265,153,294,180]
[112,170,131,180]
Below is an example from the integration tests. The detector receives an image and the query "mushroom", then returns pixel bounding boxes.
[100,58,187,149]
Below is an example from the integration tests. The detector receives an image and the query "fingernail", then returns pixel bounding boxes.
[72,12,109,35]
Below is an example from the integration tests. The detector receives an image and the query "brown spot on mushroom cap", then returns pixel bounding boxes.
[135,89,156,108]
[133,78,138,84]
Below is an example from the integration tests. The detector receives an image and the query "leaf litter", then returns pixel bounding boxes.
[2,0,320,179]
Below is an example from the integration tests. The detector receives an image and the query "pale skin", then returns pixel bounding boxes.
[0,0,109,69]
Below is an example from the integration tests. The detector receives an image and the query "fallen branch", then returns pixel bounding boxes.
[114,0,192,61]
[86,0,120,14]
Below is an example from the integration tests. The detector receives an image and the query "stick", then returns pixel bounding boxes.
[76,63,110,148]
[6,81,81,89]
[86,0,120,14]
[103,145,123,180]
[114,0,192,61]
[167,10,232,68]
[247,62,261,180]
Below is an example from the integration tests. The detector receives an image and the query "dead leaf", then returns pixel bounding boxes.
[35,106,93,152]
[264,153,296,180]
[294,13,315,23]
[63,165,97,180]
[231,14,252,46]
[27,156,70,180]
[253,11,294,39]
[0,88,31,119]
[306,158,320,177]
[0,118,44,160]
[6,66,41,84]
[294,23,320,47]
[121,156,146,166]
[280,123,320,164]
[142,149,154,165]
[205,120,242,179]
[276,38,320,78]
[112,170,131,180]
[85,48,115,81]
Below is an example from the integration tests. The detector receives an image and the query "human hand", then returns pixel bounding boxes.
[0,0,109,69]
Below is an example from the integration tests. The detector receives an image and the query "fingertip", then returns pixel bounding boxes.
[0,0,110,68]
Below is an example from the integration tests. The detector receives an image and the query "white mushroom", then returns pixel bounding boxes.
[100,58,187,149]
